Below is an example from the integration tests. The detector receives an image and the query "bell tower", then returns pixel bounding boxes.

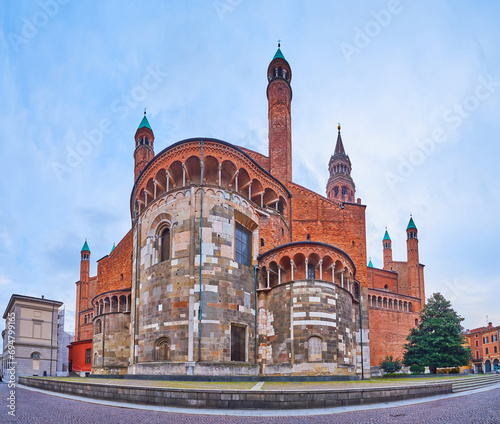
[383,229,392,269]
[406,216,422,299]
[267,42,292,183]
[75,240,90,341]
[326,125,356,202]
[134,110,155,181]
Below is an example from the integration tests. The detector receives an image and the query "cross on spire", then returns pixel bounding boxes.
[278,39,281,48]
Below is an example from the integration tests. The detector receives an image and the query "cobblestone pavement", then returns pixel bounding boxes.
[1,382,499,423]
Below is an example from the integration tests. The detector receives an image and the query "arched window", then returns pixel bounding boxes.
[31,352,41,359]
[95,319,102,334]
[307,263,315,279]
[160,228,170,262]
[353,282,360,299]
[155,337,171,361]
[93,352,98,365]
[334,186,339,197]
[308,336,322,362]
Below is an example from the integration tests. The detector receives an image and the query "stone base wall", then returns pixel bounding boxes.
[19,377,454,409]
[129,361,259,376]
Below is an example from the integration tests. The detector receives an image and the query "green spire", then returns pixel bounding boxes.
[407,216,417,231]
[368,258,374,268]
[110,243,116,254]
[383,229,391,241]
[81,240,90,252]
[273,48,285,61]
[138,115,152,130]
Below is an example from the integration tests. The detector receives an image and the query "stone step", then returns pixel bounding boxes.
[452,375,500,392]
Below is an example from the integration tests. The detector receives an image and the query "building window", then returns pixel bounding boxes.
[160,228,170,262]
[495,346,498,353]
[308,336,322,362]
[476,350,479,359]
[260,238,264,247]
[475,340,479,347]
[492,334,498,342]
[85,349,91,364]
[307,263,315,279]
[31,352,41,371]
[231,324,246,362]
[485,347,489,354]
[235,223,251,267]
[483,336,489,344]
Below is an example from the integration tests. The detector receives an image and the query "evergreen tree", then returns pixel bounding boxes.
[403,293,472,374]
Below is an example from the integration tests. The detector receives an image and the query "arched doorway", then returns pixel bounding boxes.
[485,360,491,373]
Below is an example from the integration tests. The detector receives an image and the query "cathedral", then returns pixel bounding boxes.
[68,46,425,378]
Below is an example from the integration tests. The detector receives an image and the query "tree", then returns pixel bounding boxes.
[403,293,472,374]
[380,355,402,373]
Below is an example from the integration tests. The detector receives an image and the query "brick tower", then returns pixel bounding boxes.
[134,111,155,181]
[383,228,392,269]
[75,240,90,341]
[406,216,421,299]
[326,125,356,202]
[267,43,292,182]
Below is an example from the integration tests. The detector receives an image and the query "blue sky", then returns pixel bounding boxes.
[1,0,499,334]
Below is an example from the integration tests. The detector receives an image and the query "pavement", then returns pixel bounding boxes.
[6,380,500,420]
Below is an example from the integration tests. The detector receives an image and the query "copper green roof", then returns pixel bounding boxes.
[138,115,152,130]
[383,230,391,241]
[368,259,374,268]
[273,48,285,61]
[110,243,115,254]
[81,240,90,252]
[407,217,417,231]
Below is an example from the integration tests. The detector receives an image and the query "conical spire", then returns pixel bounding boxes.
[334,124,346,155]
[137,109,152,131]
[110,243,116,254]
[407,216,417,231]
[81,240,90,252]
[368,258,374,268]
[383,229,391,241]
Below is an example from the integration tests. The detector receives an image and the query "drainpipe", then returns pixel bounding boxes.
[198,139,204,362]
[254,265,258,365]
[289,194,293,243]
[50,303,55,376]
[359,286,364,380]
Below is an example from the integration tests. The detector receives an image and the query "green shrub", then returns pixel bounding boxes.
[380,355,403,374]
[410,364,425,374]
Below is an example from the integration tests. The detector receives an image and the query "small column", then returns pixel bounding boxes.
[266,269,270,288]
[235,171,239,192]
[278,267,281,285]
[166,172,170,192]
[319,260,323,280]
[305,258,308,279]
[182,164,186,186]
[218,164,222,186]
[290,260,295,281]
[126,296,129,312]
[153,181,157,199]
[248,182,252,199]
[145,191,148,205]
[341,270,344,288]
[260,193,264,208]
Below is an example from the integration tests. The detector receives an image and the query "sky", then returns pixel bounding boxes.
[0,0,499,334]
